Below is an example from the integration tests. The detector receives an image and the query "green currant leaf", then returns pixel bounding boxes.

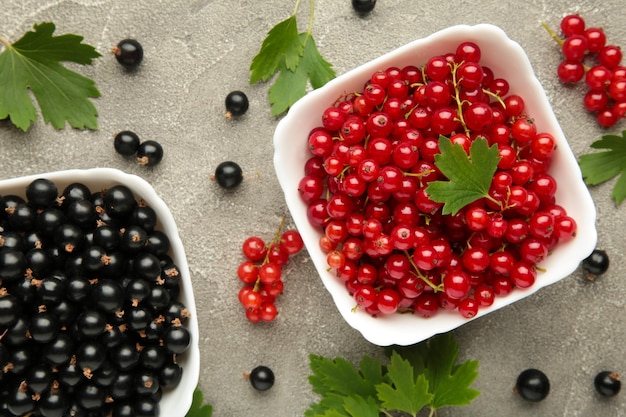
[249,15,303,84]
[579,131,626,204]
[0,22,101,131]
[343,395,381,417]
[419,333,481,409]
[185,387,213,417]
[426,136,500,215]
[267,32,336,116]
[376,351,432,414]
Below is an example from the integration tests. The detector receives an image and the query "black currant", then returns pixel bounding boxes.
[36,207,65,236]
[114,130,141,156]
[214,161,244,189]
[120,225,148,253]
[594,371,621,397]
[75,383,106,410]
[515,368,550,402]
[162,326,190,354]
[43,332,75,366]
[133,396,160,417]
[103,185,137,218]
[92,278,124,313]
[110,343,140,371]
[26,178,58,208]
[145,231,171,257]
[135,370,160,396]
[225,90,249,118]
[132,252,162,281]
[139,345,167,371]
[6,202,37,231]
[4,317,29,346]
[582,249,609,279]
[28,311,60,343]
[65,199,97,229]
[129,205,158,233]
[0,248,26,282]
[0,292,21,327]
[35,276,66,306]
[6,383,35,416]
[76,310,107,339]
[248,365,275,391]
[53,223,85,254]
[113,39,144,69]
[61,182,92,208]
[92,225,121,250]
[25,362,54,393]
[38,388,68,417]
[352,0,377,14]
[136,140,164,167]
[75,340,106,374]
[159,363,183,388]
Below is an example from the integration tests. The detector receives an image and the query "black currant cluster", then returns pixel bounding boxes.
[113,131,164,167]
[0,178,191,417]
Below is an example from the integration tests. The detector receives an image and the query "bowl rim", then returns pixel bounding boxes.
[0,167,200,415]
[273,24,598,346]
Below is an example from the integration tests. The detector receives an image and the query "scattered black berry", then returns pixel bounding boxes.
[137,140,164,166]
[225,90,249,118]
[595,371,621,397]
[113,39,144,69]
[515,368,550,402]
[352,0,377,14]
[248,365,275,391]
[114,130,141,156]
[214,161,243,189]
[582,249,610,280]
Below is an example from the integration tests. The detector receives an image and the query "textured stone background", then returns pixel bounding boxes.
[1,1,625,416]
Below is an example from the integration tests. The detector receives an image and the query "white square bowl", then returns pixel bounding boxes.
[0,168,199,416]
[273,24,597,346]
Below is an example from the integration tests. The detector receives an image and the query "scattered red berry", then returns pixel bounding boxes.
[237,218,303,322]
[544,15,625,127]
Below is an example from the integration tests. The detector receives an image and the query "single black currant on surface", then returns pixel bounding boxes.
[214,161,244,189]
[352,0,377,14]
[594,371,621,397]
[113,39,144,69]
[515,368,550,402]
[582,249,610,280]
[248,365,275,391]
[114,130,141,156]
[136,140,164,166]
[225,90,249,118]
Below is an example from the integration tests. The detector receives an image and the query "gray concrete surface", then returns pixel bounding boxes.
[1,1,625,416]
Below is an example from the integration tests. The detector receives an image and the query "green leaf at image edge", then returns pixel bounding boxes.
[0,22,101,131]
[579,131,626,204]
[185,388,213,417]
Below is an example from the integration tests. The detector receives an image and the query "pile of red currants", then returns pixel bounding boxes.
[298,41,577,319]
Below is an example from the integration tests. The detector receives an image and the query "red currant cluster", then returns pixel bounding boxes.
[547,14,625,127]
[299,42,577,319]
[237,221,304,322]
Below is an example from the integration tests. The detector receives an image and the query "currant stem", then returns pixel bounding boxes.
[0,36,10,49]
[450,61,471,136]
[541,21,564,47]
[404,250,442,292]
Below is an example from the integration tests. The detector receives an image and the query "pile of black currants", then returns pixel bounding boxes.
[0,178,191,417]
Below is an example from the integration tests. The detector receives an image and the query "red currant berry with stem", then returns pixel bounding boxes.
[489,250,515,275]
[511,261,537,288]
[492,275,513,296]
[443,270,471,299]
[242,236,267,261]
[425,56,451,81]
[561,35,588,61]
[584,27,607,52]
[597,108,619,127]
[259,262,282,285]
[560,14,586,37]
[465,206,489,231]
[363,83,386,106]
[554,215,577,240]
[463,102,493,132]
[240,288,262,311]
[354,285,377,308]
[599,45,623,69]
[462,246,490,273]
[503,95,525,118]
[530,132,556,160]
[376,288,401,314]
[557,60,585,83]
[609,79,626,101]
[322,107,345,131]
[413,293,439,318]
[458,297,479,318]
[489,78,510,96]
[280,229,304,255]
[586,65,612,91]
[308,128,334,157]
[366,112,394,137]
[238,261,259,284]
[327,250,346,270]
[475,284,495,307]
[456,41,481,63]
[298,175,325,203]
[259,303,278,322]
[267,244,290,267]
[457,61,484,90]
[520,238,548,265]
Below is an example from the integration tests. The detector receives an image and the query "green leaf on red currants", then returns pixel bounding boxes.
[426,135,501,215]
[579,130,626,204]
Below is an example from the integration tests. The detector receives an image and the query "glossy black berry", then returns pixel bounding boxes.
[162,326,190,354]
[515,368,550,402]
[136,140,164,166]
[249,365,275,391]
[582,249,609,279]
[225,90,249,118]
[26,178,58,208]
[352,0,377,13]
[594,371,621,397]
[103,185,137,218]
[0,248,26,282]
[113,39,144,69]
[0,293,21,327]
[92,279,124,313]
[214,161,243,189]
[114,130,141,156]
[159,363,183,388]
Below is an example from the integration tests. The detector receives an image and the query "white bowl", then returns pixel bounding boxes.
[0,168,199,416]
[273,24,597,346]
